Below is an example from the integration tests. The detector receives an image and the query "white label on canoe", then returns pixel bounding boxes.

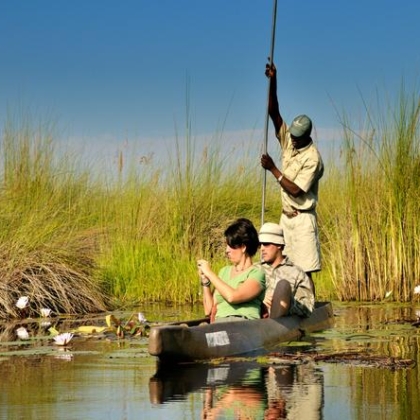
[205,330,230,347]
[207,367,229,384]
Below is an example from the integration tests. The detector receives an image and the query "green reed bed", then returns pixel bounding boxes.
[2,88,420,317]
[0,113,269,317]
[0,118,108,318]
[319,89,420,301]
[97,131,267,307]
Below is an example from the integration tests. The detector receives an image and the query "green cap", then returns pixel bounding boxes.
[289,114,312,138]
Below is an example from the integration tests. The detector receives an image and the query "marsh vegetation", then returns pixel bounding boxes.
[1,89,420,317]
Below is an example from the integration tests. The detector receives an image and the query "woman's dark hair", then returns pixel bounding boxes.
[224,218,260,257]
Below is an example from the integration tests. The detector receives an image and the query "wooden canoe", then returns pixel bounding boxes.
[148,301,334,363]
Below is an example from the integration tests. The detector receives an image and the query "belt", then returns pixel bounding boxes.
[282,208,313,218]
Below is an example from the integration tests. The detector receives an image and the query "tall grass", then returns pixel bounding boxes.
[0,116,108,317]
[97,123,268,307]
[1,86,419,317]
[319,87,420,301]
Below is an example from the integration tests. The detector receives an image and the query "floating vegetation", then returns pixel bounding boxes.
[105,312,151,339]
[53,332,74,346]
[15,327,30,340]
[15,296,29,310]
[40,308,52,317]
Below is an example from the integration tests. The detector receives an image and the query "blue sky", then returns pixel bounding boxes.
[1,0,420,167]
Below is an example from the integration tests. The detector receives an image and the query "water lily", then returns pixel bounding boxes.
[138,312,147,323]
[53,332,74,346]
[414,285,420,295]
[385,290,392,299]
[16,327,29,340]
[40,308,52,317]
[16,296,29,309]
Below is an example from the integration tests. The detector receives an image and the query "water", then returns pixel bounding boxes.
[1,302,419,419]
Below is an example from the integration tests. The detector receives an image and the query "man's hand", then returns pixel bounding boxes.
[265,62,277,78]
[263,292,273,310]
[261,154,277,171]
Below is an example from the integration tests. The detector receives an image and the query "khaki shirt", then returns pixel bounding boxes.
[277,123,324,213]
[256,257,314,316]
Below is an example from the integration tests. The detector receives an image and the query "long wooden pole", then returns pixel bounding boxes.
[261,0,278,227]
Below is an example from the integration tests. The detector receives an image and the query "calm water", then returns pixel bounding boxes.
[1,302,419,420]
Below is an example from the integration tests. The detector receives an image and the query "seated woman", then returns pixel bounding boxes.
[197,218,266,322]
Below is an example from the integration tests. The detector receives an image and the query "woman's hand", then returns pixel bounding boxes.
[197,259,212,278]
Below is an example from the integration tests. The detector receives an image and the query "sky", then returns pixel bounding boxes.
[1,0,420,169]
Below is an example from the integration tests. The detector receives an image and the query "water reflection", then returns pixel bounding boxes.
[0,303,419,419]
[150,361,324,419]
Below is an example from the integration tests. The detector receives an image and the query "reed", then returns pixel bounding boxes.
[318,87,420,301]
[97,122,268,307]
[0,116,108,317]
[1,86,419,315]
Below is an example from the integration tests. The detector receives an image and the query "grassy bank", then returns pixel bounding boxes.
[1,90,419,317]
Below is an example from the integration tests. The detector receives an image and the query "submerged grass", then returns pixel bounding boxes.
[1,85,420,317]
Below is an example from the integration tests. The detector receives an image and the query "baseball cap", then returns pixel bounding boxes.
[258,223,285,245]
[289,114,312,138]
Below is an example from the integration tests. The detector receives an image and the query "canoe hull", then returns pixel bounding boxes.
[148,301,333,362]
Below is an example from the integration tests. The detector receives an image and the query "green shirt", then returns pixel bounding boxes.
[214,266,266,320]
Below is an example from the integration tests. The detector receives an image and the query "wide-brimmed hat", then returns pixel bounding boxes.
[258,223,285,245]
[289,114,312,138]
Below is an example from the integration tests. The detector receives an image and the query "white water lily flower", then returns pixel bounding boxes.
[138,312,147,323]
[385,290,392,298]
[414,285,420,295]
[53,332,74,346]
[16,327,30,340]
[40,308,52,317]
[16,296,29,309]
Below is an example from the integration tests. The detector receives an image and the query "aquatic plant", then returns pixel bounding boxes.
[53,332,74,346]
[2,85,420,306]
[40,308,52,317]
[16,327,29,340]
[105,312,150,338]
[138,312,147,323]
[0,118,109,318]
[319,86,420,301]
[16,296,29,309]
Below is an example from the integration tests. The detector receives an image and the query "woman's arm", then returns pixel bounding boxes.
[202,282,214,317]
[198,260,263,304]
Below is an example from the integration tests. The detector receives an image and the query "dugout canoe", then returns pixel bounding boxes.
[149,360,263,404]
[148,301,334,363]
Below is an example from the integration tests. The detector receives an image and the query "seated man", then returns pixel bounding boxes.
[257,222,314,318]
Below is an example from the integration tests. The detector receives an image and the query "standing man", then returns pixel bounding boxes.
[258,222,314,319]
[261,63,324,291]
